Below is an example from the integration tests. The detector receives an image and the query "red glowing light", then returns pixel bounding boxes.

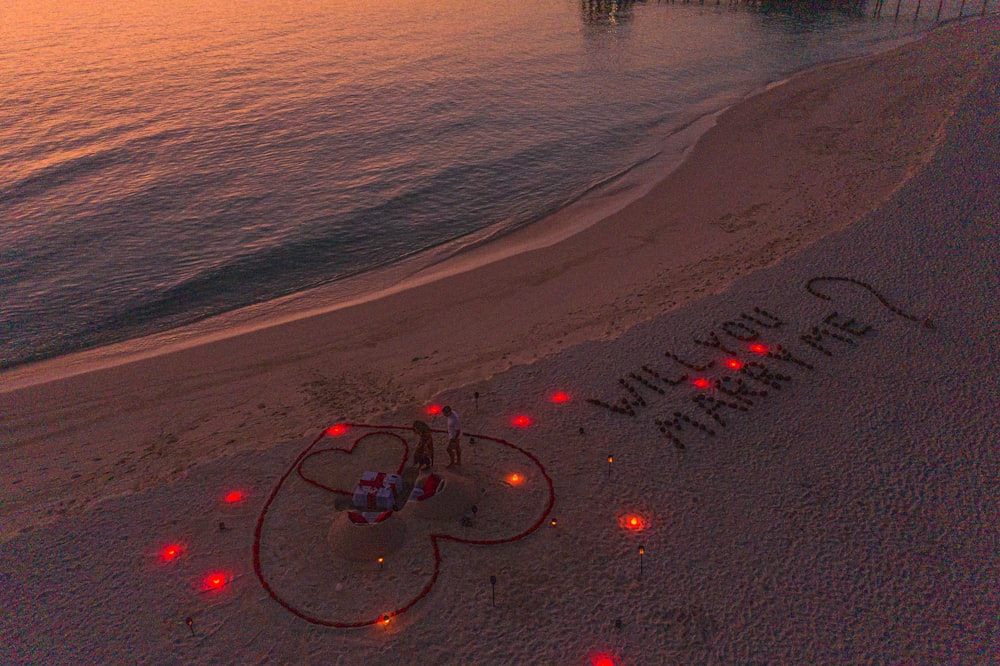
[203,571,230,591]
[507,473,525,486]
[589,654,618,666]
[511,415,532,427]
[619,513,647,531]
[161,544,184,562]
[550,391,570,403]
[224,490,244,503]
[749,343,769,354]
[425,405,442,415]
[692,378,711,389]
[325,423,348,436]
[726,359,744,370]
[381,614,392,625]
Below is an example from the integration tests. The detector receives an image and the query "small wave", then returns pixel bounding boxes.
[0,127,190,206]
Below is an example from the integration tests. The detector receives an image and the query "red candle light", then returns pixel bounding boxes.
[202,571,230,591]
[550,391,570,404]
[325,423,348,436]
[589,654,618,666]
[507,473,525,486]
[160,544,184,562]
[619,513,648,532]
[425,405,442,415]
[749,343,769,355]
[692,377,711,389]
[511,415,532,427]
[224,490,244,503]
[725,358,744,370]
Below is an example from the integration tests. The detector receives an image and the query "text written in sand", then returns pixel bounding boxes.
[587,276,931,450]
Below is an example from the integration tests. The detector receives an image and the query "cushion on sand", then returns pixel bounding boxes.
[418,474,442,501]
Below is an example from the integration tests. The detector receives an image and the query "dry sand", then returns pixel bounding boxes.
[1,16,998,664]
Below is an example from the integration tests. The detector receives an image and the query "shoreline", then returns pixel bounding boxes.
[0,21,934,392]
[1,16,996,543]
[0,92,725,392]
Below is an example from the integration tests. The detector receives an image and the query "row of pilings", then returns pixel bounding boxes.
[582,0,996,23]
[869,0,993,20]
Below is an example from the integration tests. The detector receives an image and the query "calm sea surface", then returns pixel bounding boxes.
[1,0,961,369]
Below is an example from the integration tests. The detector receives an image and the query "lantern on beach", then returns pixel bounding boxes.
[619,513,647,532]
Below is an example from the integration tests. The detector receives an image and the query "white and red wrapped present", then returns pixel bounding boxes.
[375,486,394,510]
[358,471,403,498]
[352,483,396,511]
[353,485,378,510]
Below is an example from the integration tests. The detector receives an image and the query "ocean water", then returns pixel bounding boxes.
[0,0,967,370]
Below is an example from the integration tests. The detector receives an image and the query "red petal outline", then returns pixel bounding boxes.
[253,423,555,628]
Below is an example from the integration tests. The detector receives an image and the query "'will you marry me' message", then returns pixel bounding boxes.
[586,277,933,450]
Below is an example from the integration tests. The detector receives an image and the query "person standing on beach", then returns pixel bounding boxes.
[412,420,434,470]
[442,405,461,467]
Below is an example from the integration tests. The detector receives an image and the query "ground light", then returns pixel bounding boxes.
[325,423,348,436]
[550,391,570,403]
[749,343,769,354]
[425,404,442,415]
[202,571,230,591]
[511,415,532,427]
[620,513,647,532]
[726,358,744,370]
[589,653,618,666]
[160,544,184,562]
[692,377,711,389]
[224,490,244,503]
[506,473,524,486]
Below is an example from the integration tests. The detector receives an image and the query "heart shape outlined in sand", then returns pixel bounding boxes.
[296,430,409,496]
[253,423,555,628]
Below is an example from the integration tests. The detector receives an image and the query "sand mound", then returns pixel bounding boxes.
[404,470,479,521]
[327,511,407,562]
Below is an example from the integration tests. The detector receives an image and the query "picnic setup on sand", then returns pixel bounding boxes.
[253,421,555,628]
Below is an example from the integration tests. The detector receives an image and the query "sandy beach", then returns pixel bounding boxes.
[2,15,998,664]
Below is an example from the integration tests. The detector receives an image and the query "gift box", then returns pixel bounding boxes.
[375,487,395,511]
[359,471,403,498]
[352,484,396,511]
[353,485,378,510]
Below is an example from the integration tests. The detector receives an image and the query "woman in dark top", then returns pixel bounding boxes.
[412,420,434,470]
